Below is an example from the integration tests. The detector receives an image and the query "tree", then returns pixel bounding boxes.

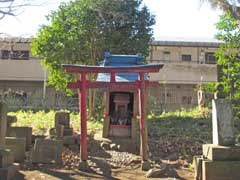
[31,0,155,92]
[0,0,37,20]
[201,0,240,21]
[215,12,240,105]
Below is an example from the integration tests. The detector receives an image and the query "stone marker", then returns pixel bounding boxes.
[6,116,17,127]
[55,111,70,128]
[55,111,73,136]
[212,99,234,146]
[0,102,18,180]
[7,127,32,150]
[5,137,26,162]
[31,139,63,164]
[194,88,240,180]
[0,102,7,147]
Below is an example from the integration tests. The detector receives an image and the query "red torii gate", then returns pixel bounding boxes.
[62,64,163,169]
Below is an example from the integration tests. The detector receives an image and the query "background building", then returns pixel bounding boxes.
[147,37,222,112]
[0,37,222,111]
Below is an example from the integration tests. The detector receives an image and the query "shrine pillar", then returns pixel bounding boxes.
[138,73,149,165]
[79,72,87,161]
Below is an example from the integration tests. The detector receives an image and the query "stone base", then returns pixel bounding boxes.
[0,148,14,168]
[79,161,88,172]
[63,136,77,146]
[31,139,63,164]
[63,128,73,136]
[203,144,240,161]
[202,160,240,180]
[0,163,19,180]
[193,155,203,180]
[94,130,139,154]
[5,137,26,162]
[141,161,151,171]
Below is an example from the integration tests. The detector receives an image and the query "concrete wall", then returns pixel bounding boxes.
[0,38,45,81]
[149,63,217,84]
[148,84,198,112]
[0,60,45,81]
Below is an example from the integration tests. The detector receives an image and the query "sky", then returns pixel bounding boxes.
[0,0,222,39]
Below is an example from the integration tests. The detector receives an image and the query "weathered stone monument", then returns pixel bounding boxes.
[3,114,28,163]
[6,116,17,128]
[30,112,74,164]
[31,139,63,164]
[194,84,240,180]
[0,102,18,179]
[55,111,73,136]
[7,127,32,151]
[5,137,26,162]
[49,111,78,148]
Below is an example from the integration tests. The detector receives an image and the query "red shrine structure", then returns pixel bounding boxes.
[62,52,163,169]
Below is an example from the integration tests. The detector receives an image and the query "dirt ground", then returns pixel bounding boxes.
[13,132,195,180]
[15,165,194,180]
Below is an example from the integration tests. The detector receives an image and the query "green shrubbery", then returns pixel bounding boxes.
[8,110,103,135]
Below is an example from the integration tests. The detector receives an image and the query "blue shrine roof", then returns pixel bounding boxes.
[97,52,146,82]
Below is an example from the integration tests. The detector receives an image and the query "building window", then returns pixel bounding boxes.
[205,52,217,64]
[1,50,29,60]
[182,96,192,104]
[163,51,170,61]
[182,54,191,62]
[11,51,29,60]
[1,50,10,60]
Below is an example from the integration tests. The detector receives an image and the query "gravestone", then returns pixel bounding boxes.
[212,99,234,146]
[6,116,17,127]
[7,127,32,150]
[194,87,240,180]
[55,111,70,128]
[31,139,63,164]
[5,137,26,162]
[55,111,73,136]
[0,102,7,147]
[0,102,18,180]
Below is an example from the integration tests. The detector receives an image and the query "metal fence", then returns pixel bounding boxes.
[0,90,199,115]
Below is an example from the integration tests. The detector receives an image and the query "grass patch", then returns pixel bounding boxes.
[147,108,212,161]
[8,110,103,134]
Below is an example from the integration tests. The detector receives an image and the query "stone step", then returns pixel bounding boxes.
[202,160,240,180]
[203,144,240,161]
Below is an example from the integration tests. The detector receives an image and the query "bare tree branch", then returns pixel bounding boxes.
[201,0,240,24]
[0,0,47,20]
